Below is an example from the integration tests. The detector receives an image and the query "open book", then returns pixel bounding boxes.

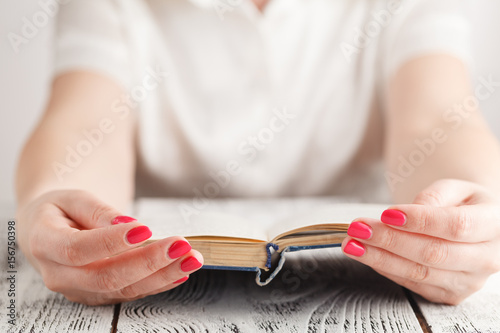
[136,197,388,285]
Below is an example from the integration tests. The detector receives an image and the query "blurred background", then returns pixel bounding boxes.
[1,1,500,206]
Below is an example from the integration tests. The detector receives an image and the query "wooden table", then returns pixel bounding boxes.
[1,204,499,333]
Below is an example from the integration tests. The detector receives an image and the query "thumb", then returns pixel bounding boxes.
[50,189,132,229]
[412,179,480,207]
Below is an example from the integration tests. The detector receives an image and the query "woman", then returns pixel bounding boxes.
[15,0,500,305]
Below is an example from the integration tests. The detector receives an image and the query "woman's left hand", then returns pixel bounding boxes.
[342,179,500,305]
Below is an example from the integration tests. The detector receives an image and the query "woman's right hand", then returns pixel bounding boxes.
[16,189,203,305]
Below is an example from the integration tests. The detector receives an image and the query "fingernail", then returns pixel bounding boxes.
[126,226,152,244]
[181,256,202,272]
[381,209,406,226]
[168,240,192,259]
[344,240,365,257]
[112,216,137,225]
[173,276,189,284]
[347,222,372,240]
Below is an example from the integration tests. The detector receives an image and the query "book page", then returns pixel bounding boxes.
[267,203,388,241]
[135,198,273,241]
[134,198,388,242]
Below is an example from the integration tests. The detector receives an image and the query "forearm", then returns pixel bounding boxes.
[16,72,136,212]
[385,54,500,203]
[386,119,500,203]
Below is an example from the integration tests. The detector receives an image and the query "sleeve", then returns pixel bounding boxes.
[379,0,473,84]
[53,0,132,90]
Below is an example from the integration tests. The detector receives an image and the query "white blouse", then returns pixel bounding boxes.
[53,0,471,203]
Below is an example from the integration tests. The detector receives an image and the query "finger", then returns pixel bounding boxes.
[49,189,130,229]
[411,179,486,207]
[347,219,493,272]
[104,276,190,304]
[86,244,202,294]
[59,290,114,306]
[35,218,153,266]
[342,236,433,284]
[141,276,189,296]
[52,275,190,306]
[44,237,200,293]
[380,204,500,242]
[341,236,476,303]
[372,269,481,306]
[89,247,201,294]
[114,262,194,299]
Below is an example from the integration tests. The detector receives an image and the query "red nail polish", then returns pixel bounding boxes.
[181,256,202,272]
[126,226,152,244]
[381,209,406,226]
[168,240,192,259]
[347,222,372,240]
[112,216,137,225]
[173,276,189,284]
[344,240,365,257]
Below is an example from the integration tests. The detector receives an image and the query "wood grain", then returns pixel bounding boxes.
[8,197,500,333]
[415,272,500,333]
[0,212,115,333]
[118,248,423,332]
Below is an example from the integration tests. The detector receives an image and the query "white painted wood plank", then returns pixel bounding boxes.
[415,272,500,333]
[118,248,423,333]
[0,207,116,333]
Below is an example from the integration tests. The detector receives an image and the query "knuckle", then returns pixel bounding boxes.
[467,279,485,295]
[118,285,139,299]
[414,189,445,206]
[41,272,63,293]
[436,288,452,304]
[90,203,115,224]
[94,268,121,292]
[440,290,464,306]
[371,250,390,271]
[421,239,449,266]
[407,263,430,282]
[61,236,83,266]
[448,273,469,295]
[451,211,472,240]
[100,230,119,257]
[157,267,176,284]
[485,258,500,274]
[412,208,434,235]
[436,274,477,305]
[143,253,161,273]
[381,228,398,250]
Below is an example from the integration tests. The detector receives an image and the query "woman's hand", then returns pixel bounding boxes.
[342,179,500,305]
[16,189,203,305]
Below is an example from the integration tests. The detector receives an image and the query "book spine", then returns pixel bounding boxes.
[256,246,289,286]
[265,243,279,269]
